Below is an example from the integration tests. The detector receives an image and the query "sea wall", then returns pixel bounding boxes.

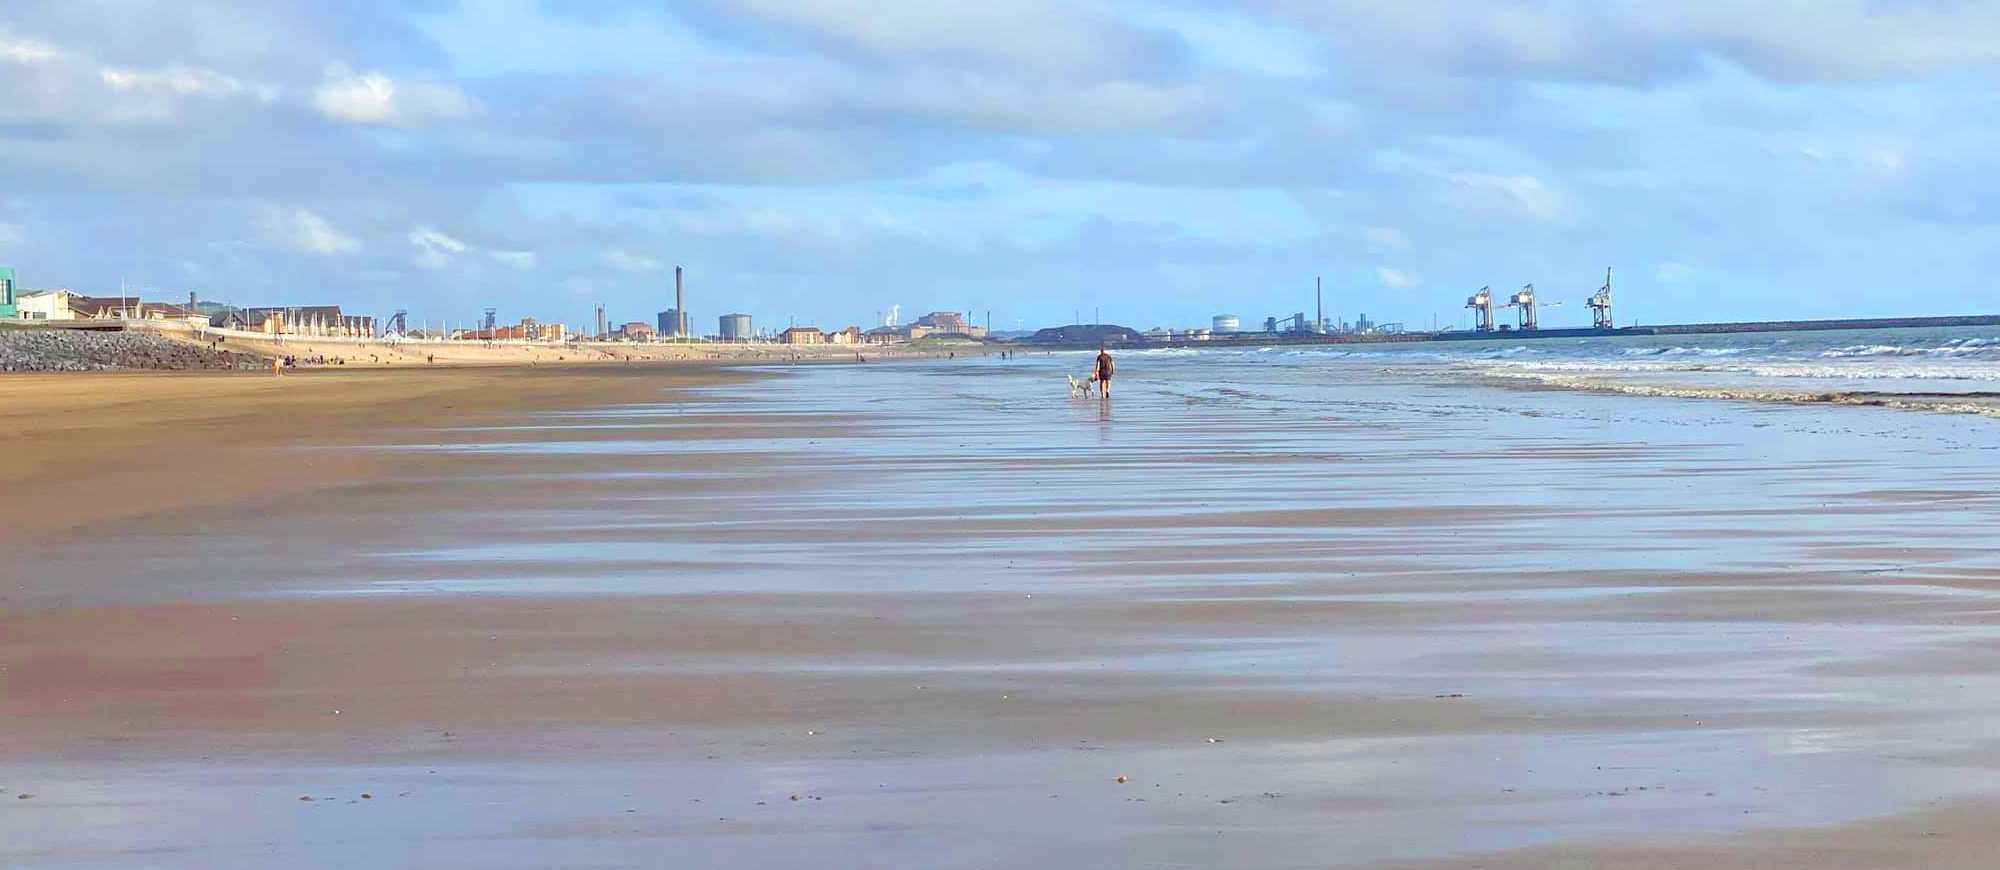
[0,328,266,371]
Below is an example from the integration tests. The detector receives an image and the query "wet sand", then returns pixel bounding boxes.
[7,359,2000,867]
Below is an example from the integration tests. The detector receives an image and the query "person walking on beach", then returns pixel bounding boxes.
[1095,347,1115,398]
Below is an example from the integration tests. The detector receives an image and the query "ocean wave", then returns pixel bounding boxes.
[1817,340,2000,359]
[1474,370,2000,418]
[1820,344,1927,358]
[1474,359,2000,381]
[1744,363,2000,381]
[1617,346,1753,358]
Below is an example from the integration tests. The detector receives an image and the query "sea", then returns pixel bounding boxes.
[1104,325,2000,418]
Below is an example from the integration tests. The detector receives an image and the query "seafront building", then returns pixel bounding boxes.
[16,288,205,324]
[0,264,965,349]
[215,306,374,337]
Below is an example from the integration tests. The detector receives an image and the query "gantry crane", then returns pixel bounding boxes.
[1506,284,1562,331]
[1466,286,1495,332]
[1587,267,1614,329]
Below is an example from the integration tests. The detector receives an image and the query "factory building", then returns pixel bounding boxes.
[657,307,687,338]
[1212,314,1239,333]
[620,321,655,340]
[719,313,753,341]
[910,311,986,338]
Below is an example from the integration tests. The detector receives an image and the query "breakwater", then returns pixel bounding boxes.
[0,328,265,371]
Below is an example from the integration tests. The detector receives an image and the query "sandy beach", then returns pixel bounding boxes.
[8,354,2000,868]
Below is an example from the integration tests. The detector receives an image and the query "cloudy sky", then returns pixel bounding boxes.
[5,1,2000,333]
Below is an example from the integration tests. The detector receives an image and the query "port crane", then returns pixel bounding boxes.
[1505,284,1560,331]
[1466,286,1495,331]
[1587,267,1613,329]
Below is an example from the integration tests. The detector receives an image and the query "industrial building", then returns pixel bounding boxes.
[1212,314,1239,333]
[719,313,752,341]
[0,267,14,318]
[915,311,971,334]
[619,321,655,340]
[657,307,687,338]
[451,317,568,341]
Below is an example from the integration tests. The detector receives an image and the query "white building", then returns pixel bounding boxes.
[14,288,81,320]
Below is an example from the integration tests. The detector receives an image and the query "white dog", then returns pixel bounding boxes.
[1067,374,1096,397]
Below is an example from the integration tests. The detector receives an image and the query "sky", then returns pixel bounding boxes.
[5,1,2000,333]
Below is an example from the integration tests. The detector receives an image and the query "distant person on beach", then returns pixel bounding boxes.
[1095,347,1114,398]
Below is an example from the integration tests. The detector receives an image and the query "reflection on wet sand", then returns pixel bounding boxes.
[7,356,2000,868]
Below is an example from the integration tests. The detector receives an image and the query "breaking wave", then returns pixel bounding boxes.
[1471,369,2000,419]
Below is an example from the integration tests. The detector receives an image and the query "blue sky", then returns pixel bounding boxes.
[5,1,2000,332]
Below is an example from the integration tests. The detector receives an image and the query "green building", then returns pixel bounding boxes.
[0,267,15,318]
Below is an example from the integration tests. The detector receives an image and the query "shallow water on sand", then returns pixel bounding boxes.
[10,356,2000,868]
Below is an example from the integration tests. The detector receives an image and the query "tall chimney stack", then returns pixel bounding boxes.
[675,265,684,339]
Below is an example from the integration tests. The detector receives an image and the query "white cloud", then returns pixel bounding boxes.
[257,207,360,255]
[1655,262,1694,282]
[1376,266,1421,289]
[408,227,467,253]
[490,250,537,270]
[100,65,278,101]
[604,249,664,272]
[313,65,479,127]
[409,226,469,269]
[0,33,63,65]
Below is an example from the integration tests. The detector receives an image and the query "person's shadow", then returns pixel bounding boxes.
[1097,396,1113,439]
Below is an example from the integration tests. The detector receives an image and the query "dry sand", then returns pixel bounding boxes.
[148,319,948,368]
[6,361,2000,867]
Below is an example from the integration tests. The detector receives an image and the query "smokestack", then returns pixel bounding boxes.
[1316,277,1322,333]
[675,266,684,339]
